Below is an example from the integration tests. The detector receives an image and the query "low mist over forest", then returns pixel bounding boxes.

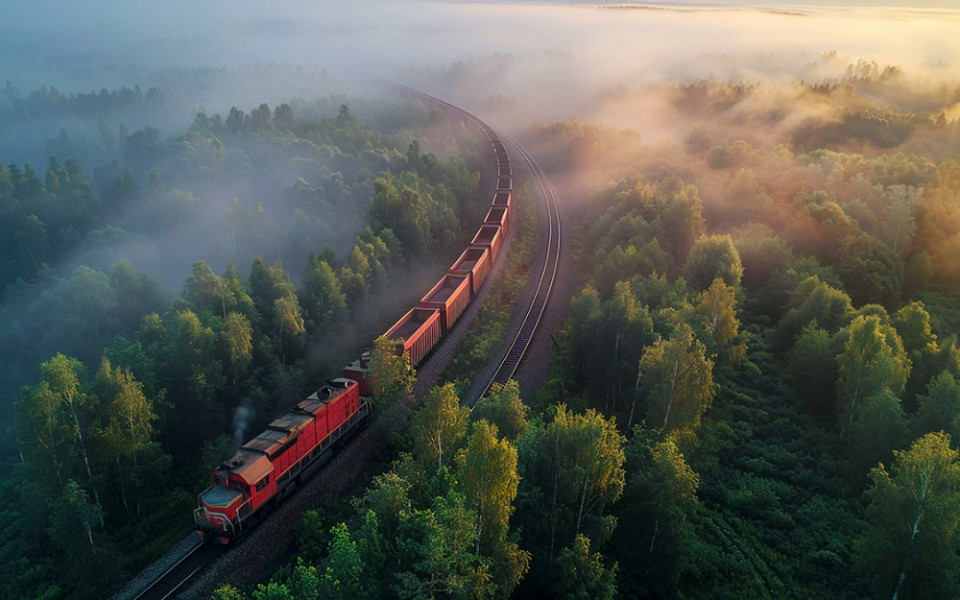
[3,1,960,599]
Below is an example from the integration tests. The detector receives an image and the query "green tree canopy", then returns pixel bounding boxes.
[683,234,743,291]
[471,380,529,442]
[837,315,911,445]
[859,432,960,599]
[695,277,740,351]
[639,327,716,433]
[300,254,346,334]
[555,535,617,600]
[367,335,415,411]
[410,383,470,472]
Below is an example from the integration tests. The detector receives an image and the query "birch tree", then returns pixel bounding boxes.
[97,359,156,512]
[460,420,519,555]
[52,479,104,561]
[273,292,305,365]
[638,327,715,433]
[18,379,69,487]
[222,311,253,385]
[42,353,100,505]
[458,421,529,596]
[837,315,910,444]
[860,432,960,600]
[410,383,469,472]
[695,278,739,351]
[542,406,626,558]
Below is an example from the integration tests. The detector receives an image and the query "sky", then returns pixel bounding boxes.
[0,1,958,121]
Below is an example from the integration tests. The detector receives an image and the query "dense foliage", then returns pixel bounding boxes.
[0,88,484,600]
[529,71,960,599]
[222,70,960,599]
[6,62,960,600]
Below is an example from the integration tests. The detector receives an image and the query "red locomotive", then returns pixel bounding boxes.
[195,97,513,544]
[194,379,368,544]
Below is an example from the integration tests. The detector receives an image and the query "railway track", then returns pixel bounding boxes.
[131,540,221,600]
[376,78,563,399]
[481,132,561,396]
[124,85,553,599]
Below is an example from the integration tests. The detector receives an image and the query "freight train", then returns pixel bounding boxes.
[194,95,513,544]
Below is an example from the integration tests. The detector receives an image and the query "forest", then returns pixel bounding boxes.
[204,68,960,600]
[0,85,490,599]
[2,16,960,599]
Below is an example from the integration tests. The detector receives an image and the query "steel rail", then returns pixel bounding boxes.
[481,132,561,396]
[131,540,215,600]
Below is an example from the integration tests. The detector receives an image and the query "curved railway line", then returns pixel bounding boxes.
[482,131,561,395]
[120,85,562,599]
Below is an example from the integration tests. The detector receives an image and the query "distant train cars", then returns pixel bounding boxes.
[342,117,514,378]
[195,379,368,544]
[485,206,509,236]
[195,91,513,545]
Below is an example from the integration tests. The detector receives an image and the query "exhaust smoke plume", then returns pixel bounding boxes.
[233,397,257,447]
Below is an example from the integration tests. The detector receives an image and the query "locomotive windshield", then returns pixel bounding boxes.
[201,484,242,508]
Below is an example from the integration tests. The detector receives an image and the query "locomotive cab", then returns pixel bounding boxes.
[194,449,273,544]
[200,481,244,510]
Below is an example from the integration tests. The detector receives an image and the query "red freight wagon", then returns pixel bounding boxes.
[449,247,491,295]
[471,224,503,262]
[385,307,442,367]
[493,190,512,210]
[497,152,509,167]
[493,140,506,154]
[497,176,512,192]
[485,205,509,236]
[499,164,511,178]
[419,273,471,334]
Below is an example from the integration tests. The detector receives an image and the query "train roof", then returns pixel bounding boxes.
[243,429,291,458]
[268,411,313,435]
[297,378,356,414]
[219,448,273,487]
